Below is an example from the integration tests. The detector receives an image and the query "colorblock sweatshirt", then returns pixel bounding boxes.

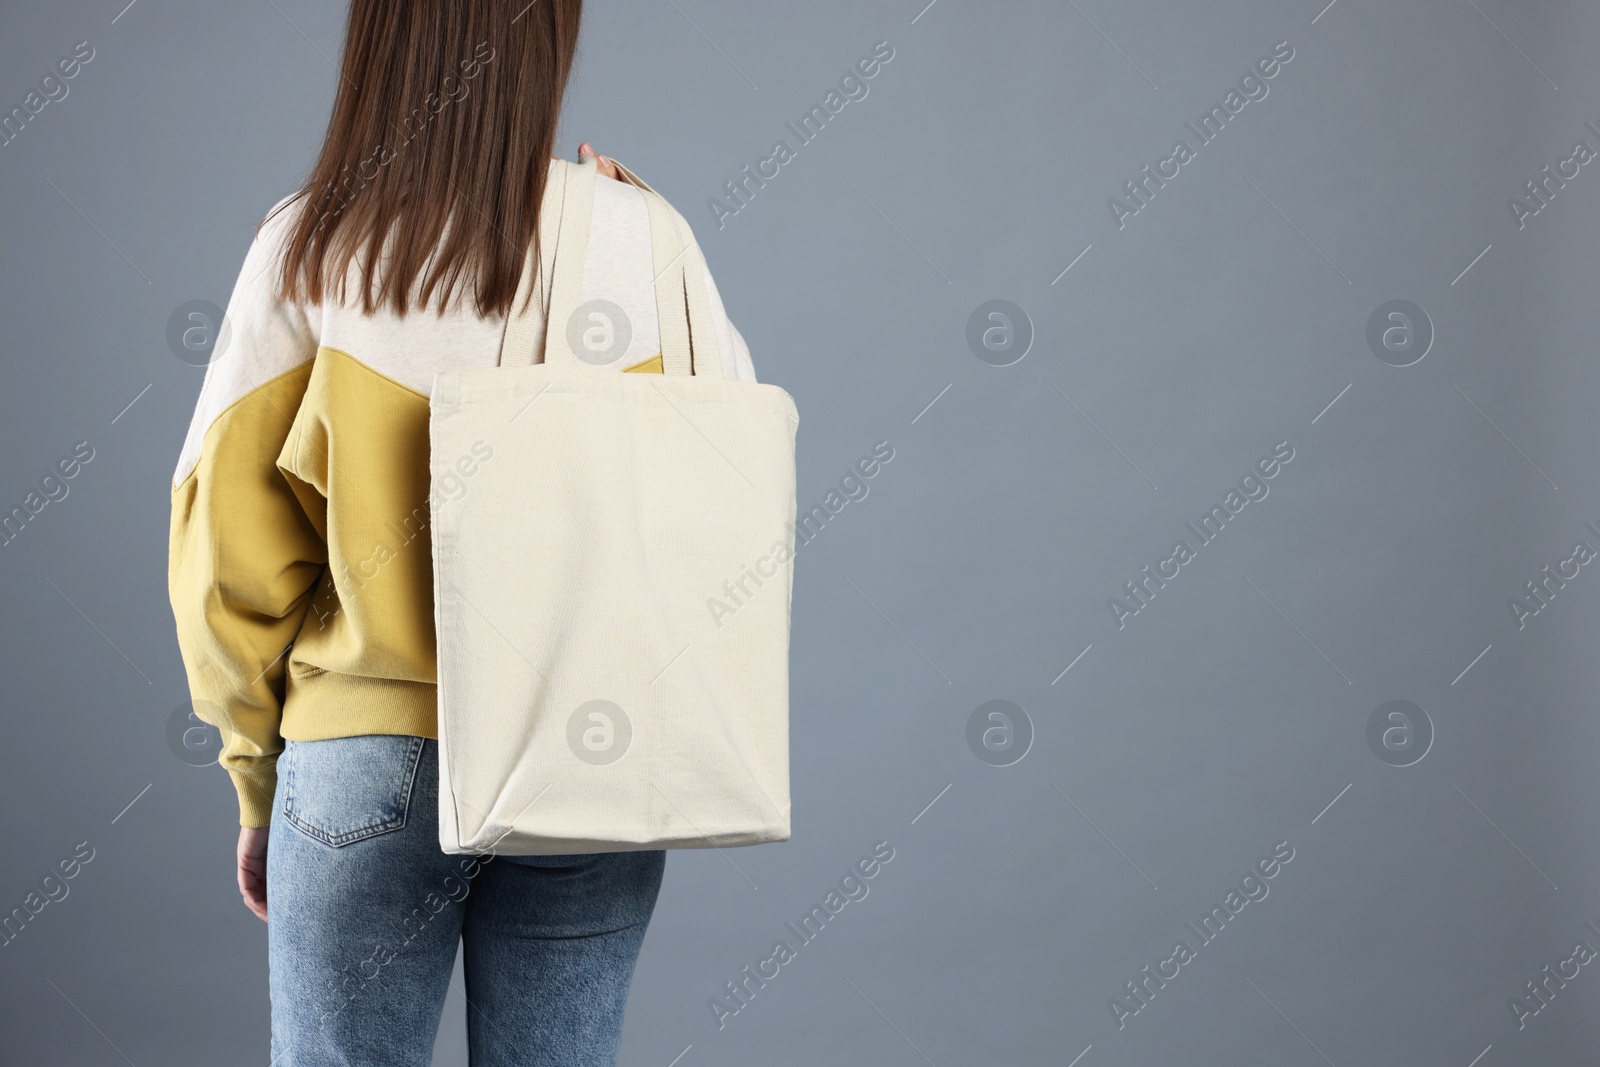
[169,158,757,826]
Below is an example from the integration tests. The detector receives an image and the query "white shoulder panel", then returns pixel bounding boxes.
[172,195,321,485]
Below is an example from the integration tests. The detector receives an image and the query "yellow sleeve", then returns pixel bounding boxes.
[168,200,326,827]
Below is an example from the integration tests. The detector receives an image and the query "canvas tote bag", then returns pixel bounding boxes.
[429,155,798,855]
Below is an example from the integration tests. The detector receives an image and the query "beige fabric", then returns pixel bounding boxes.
[430,157,798,853]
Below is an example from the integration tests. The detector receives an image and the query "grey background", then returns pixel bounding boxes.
[1,0,1596,1063]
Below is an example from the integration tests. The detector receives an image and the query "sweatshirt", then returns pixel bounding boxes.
[169,158,756,826]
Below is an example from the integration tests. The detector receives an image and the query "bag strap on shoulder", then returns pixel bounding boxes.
[499,159,566,371]
[496,155,724,378]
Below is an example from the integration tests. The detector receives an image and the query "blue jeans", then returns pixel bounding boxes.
[267,735,666,1066]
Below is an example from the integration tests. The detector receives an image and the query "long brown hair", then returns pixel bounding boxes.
[272,0,584,318]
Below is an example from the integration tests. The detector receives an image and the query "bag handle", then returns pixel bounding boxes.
[605,159,725,379]
[605,159,689,376]
[501,155,594,370]
[497,155,724,378]
[499,158,568,370]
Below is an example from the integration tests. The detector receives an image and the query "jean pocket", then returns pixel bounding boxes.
[281,735,426,847]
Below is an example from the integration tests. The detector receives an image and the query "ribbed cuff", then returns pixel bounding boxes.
[230,763,279,828]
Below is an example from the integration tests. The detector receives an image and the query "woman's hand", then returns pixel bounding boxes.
[578,142,622,182]
[238,826,269,922]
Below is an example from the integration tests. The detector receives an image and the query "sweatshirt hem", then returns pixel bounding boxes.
[280,672,439,743]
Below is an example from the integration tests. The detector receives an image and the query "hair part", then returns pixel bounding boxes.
[271,0,584,318]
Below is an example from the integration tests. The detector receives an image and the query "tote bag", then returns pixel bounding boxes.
[429,155,798,855]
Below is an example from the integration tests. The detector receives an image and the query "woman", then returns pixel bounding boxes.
[168,2,755,1063]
